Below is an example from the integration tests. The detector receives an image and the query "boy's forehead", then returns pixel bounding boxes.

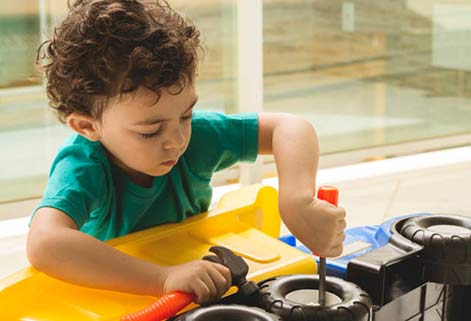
[127,85,195,104]
[106,86,197,120]
[125,87,161,106]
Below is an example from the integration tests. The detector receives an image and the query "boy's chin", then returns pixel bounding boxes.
[147,166,173,177]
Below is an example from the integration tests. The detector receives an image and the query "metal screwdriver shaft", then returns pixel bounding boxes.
[318,256,326,306]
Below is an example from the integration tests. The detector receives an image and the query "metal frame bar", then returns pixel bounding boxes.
[211,135,471,186]
[237,0,264,185]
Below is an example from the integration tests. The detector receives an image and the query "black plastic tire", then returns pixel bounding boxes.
[445,285,471,320]
[173,304,282,321]
[399,215,471,284]
[257,275,371,321]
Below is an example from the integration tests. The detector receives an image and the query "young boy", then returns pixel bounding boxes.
[27,0,346,306]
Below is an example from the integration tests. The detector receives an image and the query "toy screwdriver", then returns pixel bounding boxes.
[316,186,339,306]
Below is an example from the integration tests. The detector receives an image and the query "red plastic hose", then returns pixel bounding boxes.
[121,291,195,321]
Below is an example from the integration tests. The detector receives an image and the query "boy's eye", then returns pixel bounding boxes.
[140,128,162,139]
[181,113,193,121]
[138,115,190,139]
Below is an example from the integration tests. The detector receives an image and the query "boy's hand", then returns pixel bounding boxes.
[281,196,346,257]
[158,260,232,305]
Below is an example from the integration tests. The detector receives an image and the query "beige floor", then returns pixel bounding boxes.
[1,146,471,279]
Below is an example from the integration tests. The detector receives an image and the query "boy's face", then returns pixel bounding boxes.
[97,83,198,182]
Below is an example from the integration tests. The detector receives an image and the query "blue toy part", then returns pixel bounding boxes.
[278,234,296,247]
[278,212,431,279]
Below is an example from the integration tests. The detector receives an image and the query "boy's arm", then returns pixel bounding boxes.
[27,207,231,304]
[258,113,346,257]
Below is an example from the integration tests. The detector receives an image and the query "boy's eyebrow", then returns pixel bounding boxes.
[133,97,198,126]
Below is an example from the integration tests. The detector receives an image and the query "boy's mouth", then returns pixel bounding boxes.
[161,159,178,167]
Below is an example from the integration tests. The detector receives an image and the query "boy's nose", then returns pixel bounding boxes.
[163,126,186,150]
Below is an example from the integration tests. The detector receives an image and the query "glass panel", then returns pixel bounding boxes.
[174,1,237,114]
[0,2,41,89]
[0,1,56,204]
[263,1,471,154]
[0,1,236,204]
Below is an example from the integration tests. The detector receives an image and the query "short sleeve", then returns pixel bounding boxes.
[32,145,108,229]
[184,111,259,179]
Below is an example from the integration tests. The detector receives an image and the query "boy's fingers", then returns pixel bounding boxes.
[317,199,337,209]
[338,207,347,219]
[193,280,211,305]
[207,265,230,299]
[327,244,343,257]
[335,231,346,244]
[204,271,221,302]
[319,202,346,221]
[211,262,232,289]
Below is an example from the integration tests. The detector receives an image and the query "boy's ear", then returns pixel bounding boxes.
[66,113,101,141]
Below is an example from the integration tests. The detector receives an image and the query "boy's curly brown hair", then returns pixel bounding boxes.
[37,0,203,123]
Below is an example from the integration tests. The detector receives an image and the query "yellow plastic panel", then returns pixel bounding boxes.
[209,232,280,263]
[0,184,316,321]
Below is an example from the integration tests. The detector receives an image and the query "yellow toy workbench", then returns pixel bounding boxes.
[0,184,317,321]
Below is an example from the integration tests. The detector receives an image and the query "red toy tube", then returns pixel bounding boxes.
[121,291,195,321]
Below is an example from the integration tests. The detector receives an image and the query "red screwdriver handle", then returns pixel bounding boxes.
[120,291,195,321]
[317,185,338,207]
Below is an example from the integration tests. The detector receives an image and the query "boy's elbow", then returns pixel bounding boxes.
[277,113,315,129]
[26,227,55,271]
[292,114,315,130]
[281,113,317,136]
[27,207,78,271]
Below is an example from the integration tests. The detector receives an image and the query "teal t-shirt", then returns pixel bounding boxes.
[33,111,259,241]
